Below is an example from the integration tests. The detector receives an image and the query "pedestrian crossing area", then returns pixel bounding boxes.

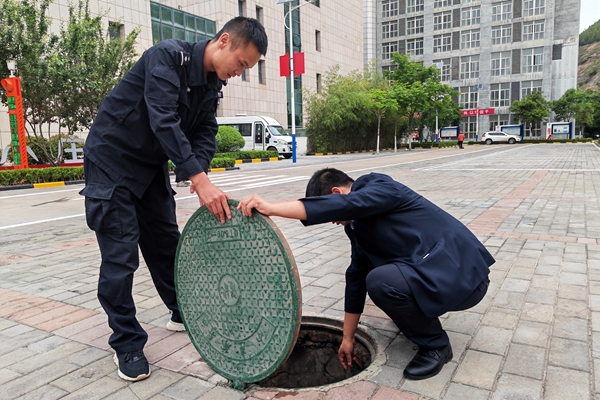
[171,173,310,193]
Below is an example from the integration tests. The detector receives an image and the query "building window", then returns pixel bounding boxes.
[433,34,452,53]
[460,55,480,79]
[108,22,124,41]
[522,47,544,73]
[521,80,543,98]
[460,86,478,109]
[461,7,480,27]
[491,1,512,22]
[523,0,545,16]
[491,25,511,45]
[382,41,399,59]
[241,69,249,82]
[524,122,542,137]
[406,0,424,14]
[150,2,216,44]
[258,60,265,85]
[489,115,510,131]
[434,60,451,81]
[382,0,399,18]
[461,116,477,140]
[382,21,398,39]
[523,20,545,41]
[238,0,246,16]
[316,73,322,93]
[256,6,263,24]
[315,30,321,51]
[406,38,423,56]
[434,0,452,8]
[490,51,511,76]
[406,16,424,35]
[461,30,480,49]
[434,11,452,31]
[490,83,510,107]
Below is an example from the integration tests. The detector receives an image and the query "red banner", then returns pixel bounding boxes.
[279,52,305,78]
[461,108,495,117]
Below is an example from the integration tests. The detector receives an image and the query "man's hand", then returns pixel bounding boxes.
[189,172,231,223]
[338,337,357,369]
[237,194,274,217]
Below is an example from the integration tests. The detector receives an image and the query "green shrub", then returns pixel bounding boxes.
[214,150,279,160]
[0,166,84,186]
[209,157,235,169]
[216,126,245,153]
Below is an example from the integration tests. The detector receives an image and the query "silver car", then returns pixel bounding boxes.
[480,131,522,145]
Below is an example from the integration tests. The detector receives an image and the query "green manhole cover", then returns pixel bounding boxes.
[175,199,302,389]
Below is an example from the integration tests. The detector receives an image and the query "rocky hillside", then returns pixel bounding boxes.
[579,20,600,90]
[579,41,600,90]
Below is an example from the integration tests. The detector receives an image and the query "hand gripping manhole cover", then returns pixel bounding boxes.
[175,199,302,389]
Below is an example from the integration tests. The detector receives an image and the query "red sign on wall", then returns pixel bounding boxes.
[461,108,495,117]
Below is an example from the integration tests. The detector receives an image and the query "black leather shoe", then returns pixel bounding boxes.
[403,344,453,380]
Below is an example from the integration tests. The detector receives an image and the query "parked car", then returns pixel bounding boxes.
[480,131,522,145]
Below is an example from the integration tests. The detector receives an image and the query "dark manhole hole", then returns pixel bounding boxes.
[258,316,375,389]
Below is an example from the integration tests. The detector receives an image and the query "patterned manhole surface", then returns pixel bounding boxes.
[175,199,302,388]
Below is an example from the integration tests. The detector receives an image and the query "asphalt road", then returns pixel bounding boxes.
[0,145,502,231]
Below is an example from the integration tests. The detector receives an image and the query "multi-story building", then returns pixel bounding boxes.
[0,0,364,153]
[369,0,580,140]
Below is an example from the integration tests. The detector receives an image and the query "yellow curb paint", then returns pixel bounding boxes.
[251,158,262,163]
[33,182,65,188]
[315,152,323,156]
[235,160,242,164]
[269,157,279,161]
[209,168,226,172]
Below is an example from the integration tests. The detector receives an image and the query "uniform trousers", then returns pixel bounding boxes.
[366,264,489,350]
[82,159,181,353]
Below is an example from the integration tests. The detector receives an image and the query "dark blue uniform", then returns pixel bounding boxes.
[80,39,223,353]
[301,173,494,349]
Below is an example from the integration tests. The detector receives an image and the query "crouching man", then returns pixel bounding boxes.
[237,168,494,380]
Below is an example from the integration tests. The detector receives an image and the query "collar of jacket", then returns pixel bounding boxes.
[188,39,226,90]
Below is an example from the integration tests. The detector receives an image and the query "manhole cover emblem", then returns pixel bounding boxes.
[175,199,302,387]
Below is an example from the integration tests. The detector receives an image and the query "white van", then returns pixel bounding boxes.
[216,115,293,158]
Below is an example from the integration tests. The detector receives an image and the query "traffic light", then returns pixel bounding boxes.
[1,77,28,169]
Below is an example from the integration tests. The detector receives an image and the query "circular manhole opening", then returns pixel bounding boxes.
[257,315,377,389]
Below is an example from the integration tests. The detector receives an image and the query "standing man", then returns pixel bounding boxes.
[80,17,267,382]
[457,130,465,149]
[238,168,494,380]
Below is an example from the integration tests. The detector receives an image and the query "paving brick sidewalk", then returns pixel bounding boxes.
[1,144,599,399]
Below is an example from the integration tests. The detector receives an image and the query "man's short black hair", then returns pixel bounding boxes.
[305,168,355,197]
[213,17,268,56]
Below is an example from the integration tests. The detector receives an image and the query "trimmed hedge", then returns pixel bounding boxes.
[1,156,238,186]
[214,150,279,160]
[216,126,245,152]
[0,166,85,186]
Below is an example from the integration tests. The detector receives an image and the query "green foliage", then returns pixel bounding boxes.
[214,150,279,159]
[0,166,84,186]
[0,0,139,166]
[510,91,550,130]
[580,19,600,46]
[550,88,583,121]
[216,126,245,152]
[209,158,235,169]
[387,53,458,145]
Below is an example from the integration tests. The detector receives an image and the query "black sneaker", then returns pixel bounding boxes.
[113,350,151,381]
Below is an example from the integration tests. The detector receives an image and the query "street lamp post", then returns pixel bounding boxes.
[278,0,316,163]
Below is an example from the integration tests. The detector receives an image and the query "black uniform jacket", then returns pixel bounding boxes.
[300,173,495,318]
[84,39,223,198]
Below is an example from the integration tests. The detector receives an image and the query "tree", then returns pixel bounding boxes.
[387,53,456,149]
[550,88,583,122]
[0,0,139,165]
[510,91,550,136]
[420,94,461,142]
[369,89,398,154]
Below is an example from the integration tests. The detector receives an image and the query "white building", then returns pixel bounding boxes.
[0,0,364,154]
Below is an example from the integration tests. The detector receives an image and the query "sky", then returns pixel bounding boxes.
[580,0,600,33]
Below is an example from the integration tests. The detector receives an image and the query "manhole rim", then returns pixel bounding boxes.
[252,313,387,392]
